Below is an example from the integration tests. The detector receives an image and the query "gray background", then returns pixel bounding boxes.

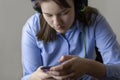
[0,0,120,80]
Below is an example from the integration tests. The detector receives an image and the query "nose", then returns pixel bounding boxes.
[53,16,62,27]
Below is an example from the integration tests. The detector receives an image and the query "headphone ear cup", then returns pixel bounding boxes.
[84,0,88,6]
[33,6,42,13]
[31,0,42,13]
[75,0,88,13]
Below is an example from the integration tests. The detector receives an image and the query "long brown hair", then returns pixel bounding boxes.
[32,0,98,43]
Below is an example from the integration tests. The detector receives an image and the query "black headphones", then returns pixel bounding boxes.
[31,0,88,13]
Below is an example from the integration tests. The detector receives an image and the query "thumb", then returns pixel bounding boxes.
[59,55,74,63]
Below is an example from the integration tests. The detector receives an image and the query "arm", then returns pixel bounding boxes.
[21,21,43,80]
[21,18,56,80]
[48,55,106,80]
[95,14,120,79]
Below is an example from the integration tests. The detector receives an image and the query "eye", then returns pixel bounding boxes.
[46,14,52,17]
[61,11,70,15]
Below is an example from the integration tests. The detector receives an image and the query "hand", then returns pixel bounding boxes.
[29,66,56,80]
[48,55,89,80]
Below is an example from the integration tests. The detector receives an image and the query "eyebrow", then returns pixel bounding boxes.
[43,8,69,15]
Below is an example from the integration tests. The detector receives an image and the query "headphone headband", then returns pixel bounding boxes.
[31,0,88,13]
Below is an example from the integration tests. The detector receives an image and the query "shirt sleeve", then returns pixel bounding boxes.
[21,19,43,80]
[95,14,120,79]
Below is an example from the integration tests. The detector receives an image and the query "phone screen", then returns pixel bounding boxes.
[41,66,51,72]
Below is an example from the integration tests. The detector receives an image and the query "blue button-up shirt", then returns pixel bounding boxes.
[21,13,120,80]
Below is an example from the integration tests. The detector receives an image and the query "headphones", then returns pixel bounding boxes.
[31,0,88,13]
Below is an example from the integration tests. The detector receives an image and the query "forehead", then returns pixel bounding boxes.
[41,1,61,11]
[40,0,73,13]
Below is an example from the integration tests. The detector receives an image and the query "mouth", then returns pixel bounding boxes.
[55,26,65,30]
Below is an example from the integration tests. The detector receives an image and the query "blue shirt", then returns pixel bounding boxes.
[21,13,120,80]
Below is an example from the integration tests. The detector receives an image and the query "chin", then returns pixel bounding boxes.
[57,30,66,34]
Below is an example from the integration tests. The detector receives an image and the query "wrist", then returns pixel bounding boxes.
[85,59,106,79]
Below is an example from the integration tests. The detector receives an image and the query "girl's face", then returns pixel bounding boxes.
[41,0,75,34]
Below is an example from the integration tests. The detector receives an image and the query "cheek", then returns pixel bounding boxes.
[63,13,75,26]
[43,16,53,27]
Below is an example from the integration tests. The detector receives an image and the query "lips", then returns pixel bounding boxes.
[55,26,64,30]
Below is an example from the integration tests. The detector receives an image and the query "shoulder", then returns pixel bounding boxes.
[90,12,109,29]
[93,11,108,25]
[92,12,115,38]
[27,13,40,25]
[86,12,113,36]
[22,13,40,35]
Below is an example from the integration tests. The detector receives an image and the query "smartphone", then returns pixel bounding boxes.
[41,66,51,72]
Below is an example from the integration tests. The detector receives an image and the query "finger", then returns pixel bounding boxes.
[50,58,74,71]
[51,72,75,80]
[37,66,52,79]
[37,66,44,71]
[48,69,72,76]
[45,77,56,80]
[59,55,74,63]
